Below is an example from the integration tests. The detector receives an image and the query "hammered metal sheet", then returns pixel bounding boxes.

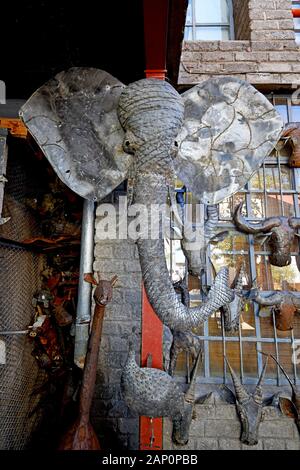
[20,68,132,201]
[175,77,283,204]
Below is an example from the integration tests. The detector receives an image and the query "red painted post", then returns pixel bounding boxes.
[140,0,169,449]
[292,9,300,17]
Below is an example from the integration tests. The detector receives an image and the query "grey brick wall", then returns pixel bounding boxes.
[92,200,142,450]
[163,403,300,450]
[179,0,300,87]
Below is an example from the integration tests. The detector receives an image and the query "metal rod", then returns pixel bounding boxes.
[291,328,298,385]
[220,308,227,384]
[74,199,95,369]
[272,310,281,386]
[0,330,28,335]
[238,315,244,384]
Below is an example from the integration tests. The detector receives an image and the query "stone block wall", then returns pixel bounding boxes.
[179,0,300,87]
[163,403,300,450]
[92,200,142,450]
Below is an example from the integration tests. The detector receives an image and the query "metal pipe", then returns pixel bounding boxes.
[0,129,10,225]
[74,199,95,369]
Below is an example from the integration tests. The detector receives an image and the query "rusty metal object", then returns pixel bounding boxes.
[59,273,117,450]
[281,122,300,168]
[169,330,202,377]
[30,315,63,369]
[233,202,300,268]
[225,356,269,446]
[252,290,300,331]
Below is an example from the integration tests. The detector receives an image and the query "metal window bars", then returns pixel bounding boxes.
[168,95,300,387]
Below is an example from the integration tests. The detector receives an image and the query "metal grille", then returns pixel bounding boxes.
[168,95,300,388]
[0,145,46,449]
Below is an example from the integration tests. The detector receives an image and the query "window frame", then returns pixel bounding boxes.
[184,0,235,41]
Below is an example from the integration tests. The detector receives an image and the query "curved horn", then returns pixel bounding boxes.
[185,349,202,403]
[233,202,281,235]
[253,357,268,404]
[253,291,284,307]
[225,357,250,403]
[263,352,297,396]
[289,217,300,229]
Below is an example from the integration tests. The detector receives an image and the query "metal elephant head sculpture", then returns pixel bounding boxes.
[20,68,283,332]
[121,341,201,446]
[252,290,300,331]
[225,357,268,446]
[233,202,300,268]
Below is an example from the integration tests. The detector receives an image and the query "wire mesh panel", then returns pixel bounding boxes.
[0,141,46,449]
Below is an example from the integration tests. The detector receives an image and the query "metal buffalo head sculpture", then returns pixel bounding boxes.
[121,341,201,446]
[251,289,300,331]
[233,202,300,268]
[20,68,282,331]
[225,357,269,446]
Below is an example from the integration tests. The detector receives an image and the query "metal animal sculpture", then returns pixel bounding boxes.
[281,121,300,167]
[59,273,117,450]
[233,202,300,268]
[168,330,202,377]
[251,289,300,331]
[168,277,202,377]
[174,198,228,278]
[20,68,282,331]
[225,356,269,446]
[263,353,300,434]
[221,264,247,333]
[121,341,201,445]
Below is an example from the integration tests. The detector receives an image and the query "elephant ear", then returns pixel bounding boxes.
[174,77,283,204]
[19,67,132,201]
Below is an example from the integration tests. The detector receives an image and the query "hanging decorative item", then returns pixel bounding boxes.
[225,356,269,446]
[233,202,300,268]
[262,353,300,435]
[59,273,117,450]
[280,122,300,168]
[20,69,283,332]
[121,341,201,446]
[251,289,300,331]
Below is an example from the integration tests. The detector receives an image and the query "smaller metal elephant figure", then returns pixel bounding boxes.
[225,356,269,446]
[233,202,300,268]
[121,341,201,446]
[265,353,300,434]
[251,289,300,331]
[168,330,202,378]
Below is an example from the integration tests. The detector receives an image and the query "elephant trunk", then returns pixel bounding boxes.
[134,172,234,331]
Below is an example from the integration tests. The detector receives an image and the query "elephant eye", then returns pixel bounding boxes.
[125,140,130,147]
[174,141,178,147]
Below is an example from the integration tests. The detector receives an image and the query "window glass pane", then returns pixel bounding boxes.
[240,302,256,337]
[219,193,246,220]
[294,18,300,28]
[256,255,300,290]
[295,31,300,44]
[250,193,265,218]
[186,0,192,24]
[195,0,229,23]
[292,105,300,121]
[184,26,193,40]
[275,101,288,124]
[195,26,230,40]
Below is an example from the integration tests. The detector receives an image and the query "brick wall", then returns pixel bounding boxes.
[92,199,142,450]
[179,0,300,87]
[163,403,300,450]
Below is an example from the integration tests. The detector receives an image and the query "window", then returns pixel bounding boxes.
[167,95,300,387]
[292,1,300,44]
[184,0,234,41]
